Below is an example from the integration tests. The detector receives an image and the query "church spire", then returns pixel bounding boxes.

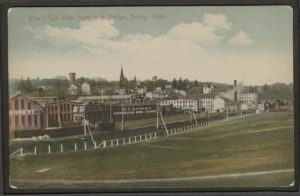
[120,65,124,78]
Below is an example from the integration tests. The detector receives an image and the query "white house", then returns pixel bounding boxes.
[213,96,225,112]
[68,84,78,95]
[81,82,91,95]
[174,89,186,97]
[203,83,212,94]
[137,86,147,94]
[186,93,215,112]
[160,98,198,111]
[146,92,153,99]
[238,93,258,103]
[154,87,162,93]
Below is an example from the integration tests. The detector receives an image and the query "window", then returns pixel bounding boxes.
[21,99,24,109]
[28,115,32,126]
[28,102,31,110]
[21,116,25,126]
[34,115,38,126]
[67,104,70,111]
[15,116,19,127]
[64,104,66,111]
[60,104,63,111]
[55,106,57,111]
[64,113,66,121]
[15,100,18,110]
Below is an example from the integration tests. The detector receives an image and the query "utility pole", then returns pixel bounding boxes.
[100,88,103,102]
[156,98,159,129]
[121,92,124,131]
[83,115,87,136]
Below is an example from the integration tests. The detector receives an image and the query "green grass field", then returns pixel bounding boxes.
[9,111,294,189]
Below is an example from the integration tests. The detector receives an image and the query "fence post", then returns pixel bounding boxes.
[135,136,137,143]
[84,142,87,150]
[128,137,131,144]
[48,145,51,154]
[20,148,23,157]
[145,134,147,141]
[60,144,63,153]
[94,141,97,149]
[150,133,152,140]
[34,146,37,155]
[103,140,106,148]
[123,138,125,145]
[111,140,113,147]
[139,135,142,141]
[75,143,77,151]
[116,139,119,146]
[154,132,157,139]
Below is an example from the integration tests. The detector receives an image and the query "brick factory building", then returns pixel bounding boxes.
[46,100,82,128]
[9,94,46,137]
[85,102,176,123]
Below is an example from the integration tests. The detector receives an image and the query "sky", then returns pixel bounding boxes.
[8,6,293,85]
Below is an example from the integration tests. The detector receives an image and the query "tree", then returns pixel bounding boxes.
[17,78,26,92]
[194,80,199,87]
[172,78,177,89]
[178,77,183,90]
[25,77,34,92]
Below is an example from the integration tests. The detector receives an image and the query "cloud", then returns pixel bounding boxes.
[228,31,253,45]
[166,22,222,45]
[203,13,232,30]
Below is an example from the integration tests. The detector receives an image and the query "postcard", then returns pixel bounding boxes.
[6,5,295,191]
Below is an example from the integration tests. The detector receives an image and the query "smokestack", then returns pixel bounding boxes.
[234,91,237,102]
[234,80,237,88]
[69,72,76,83]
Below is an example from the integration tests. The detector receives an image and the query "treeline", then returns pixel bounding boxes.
[249,83,293,102]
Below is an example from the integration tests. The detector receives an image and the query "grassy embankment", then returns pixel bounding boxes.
[10,111,294,188]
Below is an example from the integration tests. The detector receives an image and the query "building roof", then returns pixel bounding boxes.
[46,100,83,105]
[186,93,215,99]
[9,94,44,108]
[77,94,132,101]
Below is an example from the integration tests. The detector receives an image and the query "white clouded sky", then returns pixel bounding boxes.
[8,6,293,85]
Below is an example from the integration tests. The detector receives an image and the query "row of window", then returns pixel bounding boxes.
[12,114,42,127]
[49,113,72,122]
[48,104,72,112]
[11,99,32,110]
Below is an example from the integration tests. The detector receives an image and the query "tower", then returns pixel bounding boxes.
[69,72,76,83]
[120,65,127,89]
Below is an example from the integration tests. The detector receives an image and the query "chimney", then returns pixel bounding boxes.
[234,91,237,102]
[234,80,237,88]
[69,72,76,83]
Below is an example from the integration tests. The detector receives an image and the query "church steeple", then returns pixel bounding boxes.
[120,65,127,89]
[120,65,124,78]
